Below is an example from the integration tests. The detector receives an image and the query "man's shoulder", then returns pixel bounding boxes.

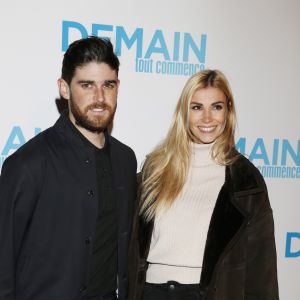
[109,135,136,157]
[2,127,54,172]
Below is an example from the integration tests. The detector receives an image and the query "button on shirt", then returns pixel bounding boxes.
[85,134,118,297]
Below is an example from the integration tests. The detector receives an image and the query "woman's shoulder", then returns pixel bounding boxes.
[229,153,267,192]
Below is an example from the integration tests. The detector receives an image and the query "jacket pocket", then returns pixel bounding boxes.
[234,187,264,198]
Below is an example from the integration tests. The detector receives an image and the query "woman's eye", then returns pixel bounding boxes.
[191,105,202,110]
[213,104,224,110]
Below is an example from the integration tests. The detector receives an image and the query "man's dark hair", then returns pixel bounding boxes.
[61,36,120,84]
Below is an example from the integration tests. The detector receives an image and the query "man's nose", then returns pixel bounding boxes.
[94,86,105,102]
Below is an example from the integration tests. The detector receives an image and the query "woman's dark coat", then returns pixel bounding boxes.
[128,155,279,300]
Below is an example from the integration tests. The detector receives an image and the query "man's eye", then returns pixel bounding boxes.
[81,83,92,89]
[103,82,116,89]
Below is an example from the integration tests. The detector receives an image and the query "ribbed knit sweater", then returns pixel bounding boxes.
[146,143,225,284]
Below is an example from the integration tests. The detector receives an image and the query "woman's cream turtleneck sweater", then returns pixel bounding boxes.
[146,143,225,284]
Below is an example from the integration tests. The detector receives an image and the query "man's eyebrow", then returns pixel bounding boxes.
[76,80,118,84]
[77,80,94,84]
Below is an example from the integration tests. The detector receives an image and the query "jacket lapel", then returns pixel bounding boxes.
[200,155,264,288]
[136,173,154,262]
[200,165,245,287]
[138,217,154,261]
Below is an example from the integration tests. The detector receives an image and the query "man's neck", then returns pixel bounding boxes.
[70,119,105,149]
[78,127,105,149]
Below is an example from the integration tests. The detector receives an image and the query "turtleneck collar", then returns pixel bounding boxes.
[191,142,215,167]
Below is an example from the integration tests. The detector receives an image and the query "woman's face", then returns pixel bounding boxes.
[189,86,227,144]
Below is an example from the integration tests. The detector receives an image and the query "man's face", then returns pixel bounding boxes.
[60,62,119,133]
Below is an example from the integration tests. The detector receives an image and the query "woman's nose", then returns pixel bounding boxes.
[202,109,212,122]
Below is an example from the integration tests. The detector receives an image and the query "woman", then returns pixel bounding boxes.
[128,70,279,300]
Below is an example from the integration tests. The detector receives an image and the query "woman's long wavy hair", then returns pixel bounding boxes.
[140,69,239,221]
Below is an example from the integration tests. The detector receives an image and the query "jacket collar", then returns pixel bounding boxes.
[54,110,110,154]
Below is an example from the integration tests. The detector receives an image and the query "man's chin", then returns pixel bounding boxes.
[75,116,113,133]
[75,121,104,133]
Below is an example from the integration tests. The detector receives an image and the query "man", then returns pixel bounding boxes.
[0,37,137,300]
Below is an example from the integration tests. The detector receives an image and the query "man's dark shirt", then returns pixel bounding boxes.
[77,133,118,297]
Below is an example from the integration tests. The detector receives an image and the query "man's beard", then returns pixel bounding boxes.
[70,97,116,133]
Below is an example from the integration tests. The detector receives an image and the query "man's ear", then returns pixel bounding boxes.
[116,79,120,95]
[57,79,70,100]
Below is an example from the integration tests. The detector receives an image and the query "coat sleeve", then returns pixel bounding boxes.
[127,186,140,300]
[245,186,279,299]
[0,155,40,299]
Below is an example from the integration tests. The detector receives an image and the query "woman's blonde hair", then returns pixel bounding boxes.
[140,69,239,221]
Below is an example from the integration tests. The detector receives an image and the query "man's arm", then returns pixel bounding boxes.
[0,155,39,299]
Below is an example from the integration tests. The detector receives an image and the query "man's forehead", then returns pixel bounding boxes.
[76,61,116,72]
[73,62,118,80]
